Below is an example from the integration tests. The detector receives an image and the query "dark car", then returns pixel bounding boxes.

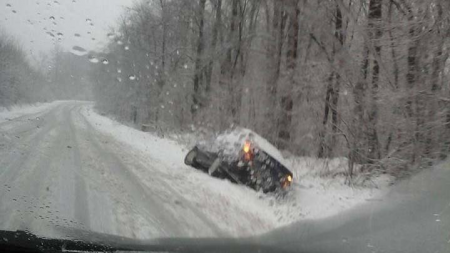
[184,128,293,193]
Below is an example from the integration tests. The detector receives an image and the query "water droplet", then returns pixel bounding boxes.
[71,46,87,56]
[129,75,136,81]
[47,32,55,37]
[57,32,63,38]
[49,16,55,20]
[12,10,17,13]
[117,77,122,82]
[124,46,129,50]
[74,33,81,37]
[184,64,188,69]
[86,18,92,24]
[12,198,17,201]
[102,59,109,65]
[117,69,121,73]
[6,4,11,8]
[88,56,99,63]
[107,33,115,39]
[117,40,123,45]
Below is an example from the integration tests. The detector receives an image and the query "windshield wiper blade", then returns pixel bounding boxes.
[0,230,117,253]
[0,230,296,253]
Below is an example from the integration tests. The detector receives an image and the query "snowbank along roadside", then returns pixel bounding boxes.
[80,104,388,236]
[0,101,389,237]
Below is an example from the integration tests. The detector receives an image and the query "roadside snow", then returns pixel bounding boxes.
[0,101,64,130]
[0,101,63,124]
[80,105,388,237]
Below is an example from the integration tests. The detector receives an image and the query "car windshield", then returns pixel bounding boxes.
[0,0,449,253]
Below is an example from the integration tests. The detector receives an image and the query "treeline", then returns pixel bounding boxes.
[90,0,450,177]
[0,35,50,106]
[0,32,94,107]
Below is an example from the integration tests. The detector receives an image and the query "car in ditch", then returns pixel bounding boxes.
[184,128,294,193]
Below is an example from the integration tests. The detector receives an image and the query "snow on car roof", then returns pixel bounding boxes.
[208,127,291,169]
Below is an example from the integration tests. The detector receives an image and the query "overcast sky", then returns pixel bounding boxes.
[1,0,135,62]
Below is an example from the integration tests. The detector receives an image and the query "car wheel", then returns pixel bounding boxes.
[184,147,198,166]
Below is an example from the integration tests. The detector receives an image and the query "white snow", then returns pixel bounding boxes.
[201,127,290,169]
[0,101,63,124]
[80,104,389,237]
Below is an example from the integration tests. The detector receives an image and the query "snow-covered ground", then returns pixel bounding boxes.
[0,101,391,240]
[80,104,390,236]
[0,101,63,125]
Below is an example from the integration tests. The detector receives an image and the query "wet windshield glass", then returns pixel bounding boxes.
[0,0,449,252]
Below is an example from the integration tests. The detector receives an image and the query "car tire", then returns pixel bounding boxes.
[184,147,198,166]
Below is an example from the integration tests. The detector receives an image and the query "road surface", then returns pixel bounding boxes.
[0,101,223,239]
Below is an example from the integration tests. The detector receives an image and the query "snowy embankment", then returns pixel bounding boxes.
[80,104,391,237]
[0,101,63,124]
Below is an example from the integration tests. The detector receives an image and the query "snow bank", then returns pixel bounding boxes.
[81,105,388,237]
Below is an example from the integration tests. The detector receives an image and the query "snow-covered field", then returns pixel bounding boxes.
[80,104,390,236]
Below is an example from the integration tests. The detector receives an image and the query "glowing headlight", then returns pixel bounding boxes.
[243,141,251,153]
[287,175,292,182]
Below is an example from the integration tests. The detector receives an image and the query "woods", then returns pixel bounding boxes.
[86,0,450,178]
[0,36,49,106]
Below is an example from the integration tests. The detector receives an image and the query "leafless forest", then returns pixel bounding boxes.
[2,0,450,178]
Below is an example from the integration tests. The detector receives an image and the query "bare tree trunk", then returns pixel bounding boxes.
[265,0,285,142]
[366,0,382,163]
[277,0,299,149]
[331,4,344,141]
[425,1,443,159]
[205,0,222,93]
[403,2,416,119]
[192,0,207,115]
[388,0,399,89]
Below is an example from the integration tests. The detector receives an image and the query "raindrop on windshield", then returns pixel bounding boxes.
[6,4,11,7]
[102,59,109,65]
[124,46,129,51]
[107,33,115,39]
[57,32,63,38]
[129,75,136,81]
[74,33,81,38]
[47,32,55,37]
[70,46,87,56]
[117,40,123,45]
[88,56,99,63]
[49,16,55,20]
[86,18,92,24]
[12,10,17,13]
[117,69,122,73]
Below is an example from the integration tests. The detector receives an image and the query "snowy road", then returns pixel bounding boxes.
[0,101,224,239]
